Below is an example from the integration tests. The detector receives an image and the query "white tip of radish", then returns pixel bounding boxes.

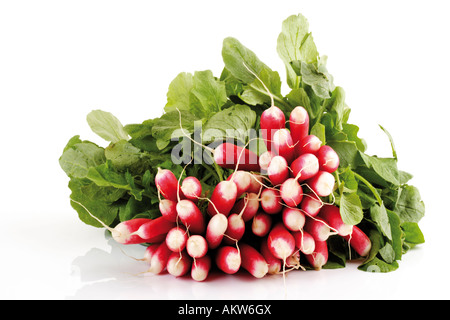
[265,105,284,120]
[192,268,209,282]
[340,224,354,237]
[271,238,294,260]
[290,106,308,123]
[226,252,241,271]
[111,223,131,244]
[221,181,238,201]
[253,261,270,279]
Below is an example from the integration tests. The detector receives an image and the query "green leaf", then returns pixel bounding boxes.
[104,140,150,175]
[86,110,129,143]
[401,222,425,244]
[370,202,392,240]
[339,192,363,225]
[324,86,346,130]
[394,185,425,223]
[386,208,403,260]
[357,152,399,186]
[291,60,334,99]
[164,72,194,113]
[59,140,106,179]
[327,140,360,169]
[239,68,282,107]
[285,87,311,115]
[379,125,397,160]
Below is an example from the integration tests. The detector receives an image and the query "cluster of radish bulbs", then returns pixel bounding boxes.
[109,105,371,281]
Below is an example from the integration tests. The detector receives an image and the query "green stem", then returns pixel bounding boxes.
[353,171,383,206]
[213,161,224,181]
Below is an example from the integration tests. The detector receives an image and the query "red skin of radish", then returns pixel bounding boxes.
[259,150,276,173]
[252,211,272,237]
[343,226,372,257]
[247,174,263,194]
[111,218,153,245]
[181,176,202,202]
[305,240,328,270]
[207,180,237,217]
[214,142,260,172]
[239,243,269,278]
[226,170,251,198]
[223,213,245,245]
[260,188,283,214]
[260,105,286,152]
[165,226,188,252]
[292,230,316,255]
[191,255,211,282]
[167,251,191,277]
[319,204,353,236]
[232,192,260,222]
[296,134,322,156]
[159,199,178,222]
[260,237,282,274]
[316,145,340,173]
[290,153,319,181]
[267,155,289,186]
[289,106,309,148]
[272,128,296,164]
[134,216,177,241]
[205,213,228,249]
[155,168,181,202]
[267,223,296,260]
[280,178,303,207]
[307,171,336,197]
[186,235,208,259]
[176,199,206,234]
[300,193,323,217]
[304,217,331,242]
[282,207,306,232]
[148,241,173,274]
[215,246,241,274]
[143,243,161,264]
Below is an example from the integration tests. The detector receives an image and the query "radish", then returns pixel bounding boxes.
[305,240,328,270]
[319,204,353,236]
[247,174,263,194]
[214,142,260,172]
[165,226,188,252]
[296,134,322,155]
[148,241,173,274]
[215,246,241,274]
[307,170,336,197]
[111,218,153,245]
[260,188,283,214]
[267,155,289,186]
[260,105,286,152]
[280,178,303,207]
[272,128,296,164]
[167,251,191,277]
[286,250,300,268]
[258,150,276,173]
[143,243,161,264]
[227,170,251,198]
[159,199,178,222]
[132,216,176,241]
[267,223,296,261]
[232,192,260,222]
[205,213,228,249]
[260,237,282,274]
[282,207,306,232]
[343,226,372,257]
[176,199,206,234]
[289,106,309,147]
[155,168,180,202]
[207,180,237,217]
[224,213,245,245]
[191,255,211,282]
[290,153,319,182]
[304,217,331,242]
[292,230,315,255]
[181,176,202,202]
[300,192,323,217]
[252,211,272,237]
[239,243,269,278]
[316,145,340,173]
[186,235,208,259]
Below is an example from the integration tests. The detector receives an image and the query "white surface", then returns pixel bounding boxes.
[1,0,449,300]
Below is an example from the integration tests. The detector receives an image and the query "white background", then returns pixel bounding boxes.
[1,0,449,300]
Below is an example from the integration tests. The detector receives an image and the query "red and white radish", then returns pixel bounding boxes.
[343,226,372,257]
[282,207,306,232]
[260,188,282,214]
[167,251,191,277]
[316,145,340,173]
[252,211,272,237]
[148,241,173,274]
[232,192,260,222]
[280,178,303,207]
[176,199,206,234]
[143,243,161,264]
[286,250,300,268]
[247,174,263,194]
[292,230,315,255]
[304,217,331,242]
[239,243,269,278]
[290,153,319,182]
[289,106,309,147]
[133,216,177,241]
[214,142,260,172]
[186,235,208,259]
[319,204,353,236]
[155,168,181,202]
[227,170,251,198]
[272,128,296,164]
[159,199,178,222]
[165,226,188,252]
[307,171,336,197]
[258,150,276,173]
[224,213,245,245]
[296,134,322,155]
[205,213,228,249]
[260,237,282,274]
[267,223,296,261]
[215,246,241,274]
[267,155,289,186]
[300,192,323,217]
[260,105,286,152]
[111,218,153,245]
[305,240,328,270]
[191,255,211,282]
[207,180,237,217]
[181,176,202,202]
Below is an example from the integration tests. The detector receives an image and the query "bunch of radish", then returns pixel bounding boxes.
[110,105,371,281]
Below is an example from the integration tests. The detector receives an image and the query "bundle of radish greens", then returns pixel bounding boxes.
[59,14,425,280]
